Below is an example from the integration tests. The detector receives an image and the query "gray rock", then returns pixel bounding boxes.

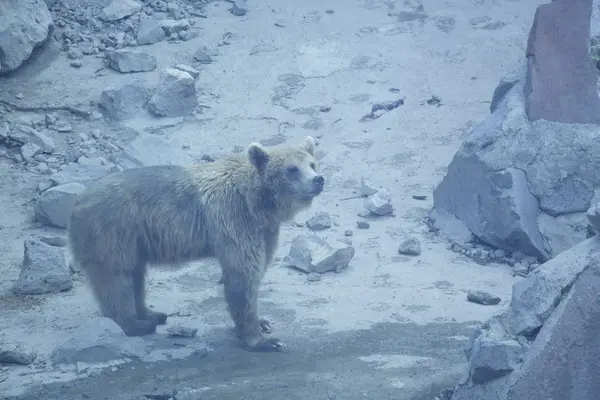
[525,0,600,124]
[175,64,200,79]
[34,182,86,229]
[148,68,198,117]
[306,212,332,230]
[100,0,142,22]
[20,142,42,160]
[230,0,248,16]
[193,46,216,64]
[0,0,53,74]
[50,163,116,187]
[359,178,379,196]
[40,235,68,247]
[467,290,501,306]
[286,235,356,274]
[9,124,55,153]
[356,220,370,229]
[106,49,157,73]
[500,236,596,337]
[51,317,147,365]
[99,81,151,121]
[512,262,529,277]
[12,240,72,295]
[431,67,600,260]
[137,18,166,45]
[0,345,37,365]
[159,19,190,36]
[469,337,524,384]
[451,236,600,400]
[167,325,198,338]
[119,133,193,168]
[364,188,394,216]
[398,236,421,256]
[307,272,321,282]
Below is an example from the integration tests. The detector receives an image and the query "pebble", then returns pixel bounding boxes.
[466,290,501,306]
[307,272,321,282]
[356,220,370,229]
[398,236,422,256]
[306,212,332,230]
[167,325,198,338]
[344,229,353,236]
[364,188,394,216]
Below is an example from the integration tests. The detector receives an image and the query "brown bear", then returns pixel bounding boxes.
[67,136,324,352]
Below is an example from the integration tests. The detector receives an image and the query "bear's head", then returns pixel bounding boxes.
[247,136,324,218]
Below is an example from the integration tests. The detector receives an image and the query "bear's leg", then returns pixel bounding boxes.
[132,263,168,326]
[85,265,157,336]
[221,267,284,352]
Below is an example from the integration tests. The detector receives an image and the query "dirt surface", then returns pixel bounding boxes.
[0,0,545,398]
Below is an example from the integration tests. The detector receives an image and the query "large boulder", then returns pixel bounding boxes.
[431,63,600,260]
[450,225,600,400]
[0,0,54,74]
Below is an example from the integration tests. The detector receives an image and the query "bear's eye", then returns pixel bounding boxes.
[309,162,316,170]
[287,165,299,175]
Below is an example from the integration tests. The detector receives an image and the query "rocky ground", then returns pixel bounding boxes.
[0,0,551,399]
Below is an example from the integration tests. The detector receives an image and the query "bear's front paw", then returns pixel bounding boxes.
[244,336,286,352]
[121,318,158,337]
[259,318,272,334]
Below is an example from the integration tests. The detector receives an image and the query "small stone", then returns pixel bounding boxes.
[0,345,37,365]
[174,64,200,79]
[492,249,506,259]
[359,178,379,196]
[99,81,151,121]
[230,0,248,16]
[34,183,86,229]
[306,212,332,230]
[12,240,72,295]
[466,290,501,306]
[344,229,353,236]
[193,46,215,64]
[147,68,198,117]
[512,251,525,262]
[20,142,42,160]
[167,325,198,338]
[513,262,529,277]
[159,19,190,36]
[398,236,421,256]
[364,188,394,216]
[137,18,166,45]
[9,124,55,153]
[287,235,356,274]
[106,49,157,73]
[67,48,83,60]
[307,272,321,282]
[356,220,370,229]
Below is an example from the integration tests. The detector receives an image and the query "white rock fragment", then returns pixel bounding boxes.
[286,235,355,274]
[364,188,394,216]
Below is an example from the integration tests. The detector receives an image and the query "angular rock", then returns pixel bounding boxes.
[50,163,116,187]
[34,182,86,229]
[230,0,248,16]
[9,124,55,153]
[159,19,190,36]
[99,81,151,121]
[137,18,166,46]
[99,0,142,22]
[467,290,501,306]
[40,235,68,247]
[469,337,524,384]
[20,142,42,160]
[12,240,72,295]
[106,50,156,73]
[431,68,600,260]
[175,64,200,79]
[148,68,198,117]
[193,46,215,64]
[398,236,421,256]
[118,133,193,168]
[0,0,53,74]
[286,235,355,274]
[364,188,394,216]
[306,212,332,230]
[499,237,596,337]
[359,178,379,196]
[451,236,600,400]
[0,345,37,365]
[524,0,600,124]
[167,325,197,338]
[51,317,147,365]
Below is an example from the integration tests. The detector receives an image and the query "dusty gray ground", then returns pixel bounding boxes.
[0,0,545,398]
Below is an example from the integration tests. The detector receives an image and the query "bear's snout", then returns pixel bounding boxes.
[312,175,325,192]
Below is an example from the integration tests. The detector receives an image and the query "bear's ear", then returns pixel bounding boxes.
[247,143,270,171]
[302,136,317,156]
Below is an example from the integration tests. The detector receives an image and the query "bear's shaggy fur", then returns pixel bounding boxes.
[67,136,324,352]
